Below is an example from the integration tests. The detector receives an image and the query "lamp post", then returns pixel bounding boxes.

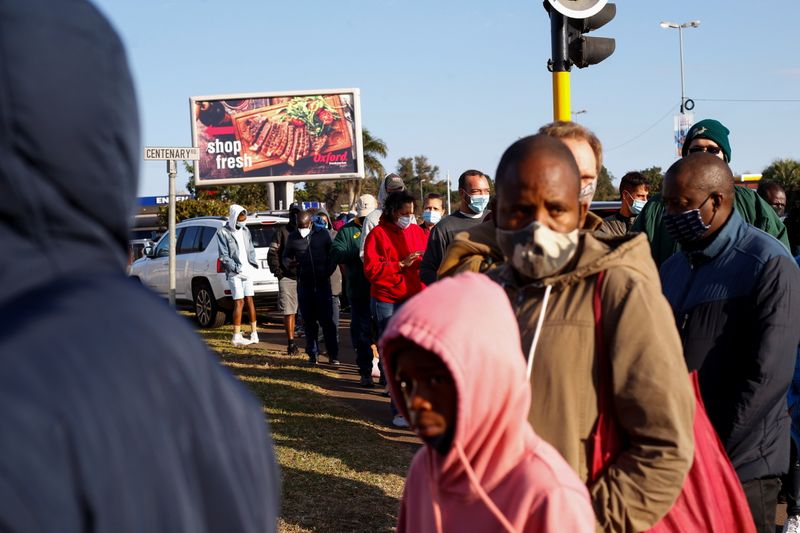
[659,20,700,114]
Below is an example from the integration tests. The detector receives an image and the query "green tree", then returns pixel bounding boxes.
[396,155,440,211]
[762,158,800,191]
[593,166,616,201]
[639,166,664,194]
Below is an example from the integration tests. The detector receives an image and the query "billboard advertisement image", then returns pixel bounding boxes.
[190,89,363,186]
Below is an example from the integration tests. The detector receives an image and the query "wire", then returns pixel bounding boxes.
[605,104,678,152]
[693,98,800,103]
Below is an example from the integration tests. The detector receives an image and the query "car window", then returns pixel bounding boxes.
[177,225,201,254]
[247,224,281,248]
[155,229,183,257]
[199,226,217,251]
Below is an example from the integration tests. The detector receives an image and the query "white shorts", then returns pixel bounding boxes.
[229,277,254,300]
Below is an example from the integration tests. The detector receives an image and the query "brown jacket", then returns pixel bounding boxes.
[489,232,694,533]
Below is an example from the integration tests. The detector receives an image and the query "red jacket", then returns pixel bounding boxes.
[363,219,428,303]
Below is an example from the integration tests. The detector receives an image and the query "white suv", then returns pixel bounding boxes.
[129,214,288,328]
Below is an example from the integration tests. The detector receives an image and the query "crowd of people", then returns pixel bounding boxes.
[3,1,800,532]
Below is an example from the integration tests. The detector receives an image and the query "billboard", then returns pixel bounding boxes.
[190,89,364,186]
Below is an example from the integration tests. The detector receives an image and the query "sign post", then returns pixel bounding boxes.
[144,146,200,308]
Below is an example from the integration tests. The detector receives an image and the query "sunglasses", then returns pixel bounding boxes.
[688,145,722,155]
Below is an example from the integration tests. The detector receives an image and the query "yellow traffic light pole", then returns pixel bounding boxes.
[552,71,571,122]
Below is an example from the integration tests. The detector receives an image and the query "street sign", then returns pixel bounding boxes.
[144,146,199,160]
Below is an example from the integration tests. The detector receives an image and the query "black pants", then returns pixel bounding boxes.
[742,477,781,533]
[297,282,338,360]
[349,295,374,377]
[787,438,800,515]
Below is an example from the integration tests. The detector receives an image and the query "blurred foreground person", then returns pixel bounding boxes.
[0,0,280,530]
[659,154,800,533]
[382,273,594,533]
[489,134,694,531]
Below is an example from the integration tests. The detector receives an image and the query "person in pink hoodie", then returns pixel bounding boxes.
[381,272,594,533]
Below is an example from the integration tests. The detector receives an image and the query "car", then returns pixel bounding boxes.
[129,214,289,328]
[589,200,621,219]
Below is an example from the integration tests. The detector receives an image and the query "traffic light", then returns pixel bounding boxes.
[546,1,616,71]
[545,1,616,121]
[567,4,616,68]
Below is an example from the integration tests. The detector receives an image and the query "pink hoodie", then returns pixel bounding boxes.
[381,273,594,533]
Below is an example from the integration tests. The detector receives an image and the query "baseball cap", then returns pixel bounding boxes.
[384,173,405,192]
[355,194,378,217]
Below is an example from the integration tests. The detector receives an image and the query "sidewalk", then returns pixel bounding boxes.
[257,312,418,446]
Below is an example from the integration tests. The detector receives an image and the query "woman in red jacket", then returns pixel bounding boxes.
[364,190,429,427]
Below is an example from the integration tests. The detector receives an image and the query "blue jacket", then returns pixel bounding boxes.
[660,210,800,482]
[0,1,280,530]
[789,256,800,443]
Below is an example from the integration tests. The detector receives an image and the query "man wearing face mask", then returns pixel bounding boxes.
[659,154,800,532]
[283,211,340,366]
[419,170,491,285]
[267,203,302,356]
[217,204,259,347]
[600,171,649,237]
[632,118,789,266]
[419,193,444,236]
[488,134,695,531]
[757,180,787,220]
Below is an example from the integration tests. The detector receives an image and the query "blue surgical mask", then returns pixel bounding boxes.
[422,210,441,225]
[467,194,490,214]
[663,196,713,244]
[630,199,647,215]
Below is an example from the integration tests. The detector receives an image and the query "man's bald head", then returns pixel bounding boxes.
[662,152,735,241]
[665,152,735,198]
[496,134,581,194]
[495,134,585,233]
[296,211,311,229]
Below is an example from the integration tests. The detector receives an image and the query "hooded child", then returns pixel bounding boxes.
[381,273,594,533]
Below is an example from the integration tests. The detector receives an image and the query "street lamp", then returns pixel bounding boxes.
[660,20,700,114]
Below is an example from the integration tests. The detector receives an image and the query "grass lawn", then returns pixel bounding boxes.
[197,321,416,532]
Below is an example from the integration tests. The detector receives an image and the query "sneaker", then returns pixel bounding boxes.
[232,332,250,347]
[392,415,409,428]
[249,331,259,344]
[329,357,341,366]
[295,326,305,338]
[783,515,800,533]
[307,356,318,365]
[359,376,374,388]
[287,343,300,356]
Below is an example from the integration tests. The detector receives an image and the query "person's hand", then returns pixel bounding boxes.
[399,251,422,269]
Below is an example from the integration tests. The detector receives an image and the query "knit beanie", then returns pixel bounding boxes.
[681,119,732,162]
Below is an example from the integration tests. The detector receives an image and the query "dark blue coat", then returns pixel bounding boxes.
[0,1,280,531]
[660,210,800,482]
[282,227,336,289]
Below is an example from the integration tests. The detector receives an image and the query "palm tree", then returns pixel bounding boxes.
[348,128,388,208]
[762,158,800,190]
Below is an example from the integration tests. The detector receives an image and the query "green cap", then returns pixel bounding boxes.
[681,119,732,162]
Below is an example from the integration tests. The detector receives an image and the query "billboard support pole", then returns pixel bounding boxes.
[167,159,177,308]
[446,170,451,214]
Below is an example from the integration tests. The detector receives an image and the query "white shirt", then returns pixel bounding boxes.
[232,227,254,278]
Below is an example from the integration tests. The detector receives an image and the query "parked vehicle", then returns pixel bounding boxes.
[129,214,288,327]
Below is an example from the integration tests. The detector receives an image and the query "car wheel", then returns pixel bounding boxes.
[193,280,226,328]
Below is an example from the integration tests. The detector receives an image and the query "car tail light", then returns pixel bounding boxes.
[224,290,231,295]
[216,259,223,273]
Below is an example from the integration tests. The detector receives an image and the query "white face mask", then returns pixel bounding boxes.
[495,220,579,280]
[396,215,414,230]
[579,180,597,204]
[299,228,311,238]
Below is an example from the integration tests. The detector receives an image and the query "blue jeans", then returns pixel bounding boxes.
[372,298,403,416]
[297,282,338,360]
[350,296,374,377]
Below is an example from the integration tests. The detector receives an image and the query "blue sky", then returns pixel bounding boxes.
[92,0,800,197]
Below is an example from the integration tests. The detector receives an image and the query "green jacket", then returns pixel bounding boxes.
[330,218,371,302]
[631,186,790,267]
